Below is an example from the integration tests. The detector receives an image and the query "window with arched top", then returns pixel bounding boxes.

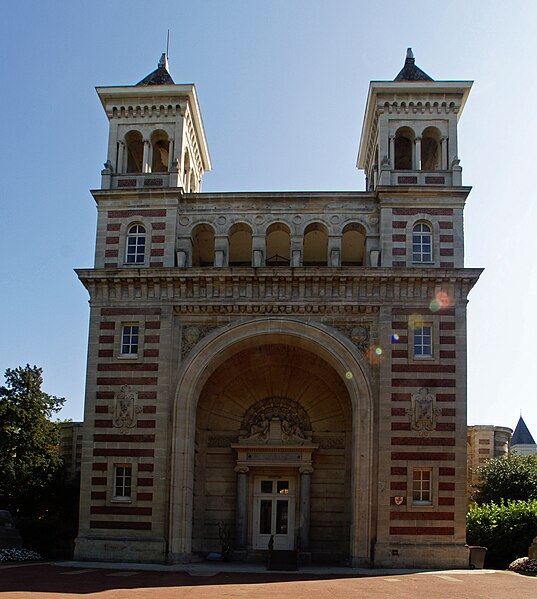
[412,223,432,262]
[125,131,144,173]
[151,130,170,173]
[266,223,290,266]
[125,224,146,264]
[394,127,415,170]
[303,223,328,266]
[192,224,215,267]
[341,223,366,266]
[229,223,253,266]
[421,127,441,171]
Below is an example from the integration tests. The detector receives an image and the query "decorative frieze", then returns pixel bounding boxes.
[77,267,482,307]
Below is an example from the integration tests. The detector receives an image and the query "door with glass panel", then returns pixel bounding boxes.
[253,477,295,550]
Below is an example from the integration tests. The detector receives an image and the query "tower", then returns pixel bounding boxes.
[75,51,481,568]
[98,53,211,193]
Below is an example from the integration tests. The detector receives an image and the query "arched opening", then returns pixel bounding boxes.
[421,127,441,171]
[229,223,253,266]
[266,223,290,266]
[192,342,352,562]
[303,223,328,266]
[125,224,146,264]
[192,224,215,267]
[341,223,366,266]
[151,130,170,173]
[125,130,144,173]
[412,222,433,262]
[168,319,374,566]
[394,127,415,170]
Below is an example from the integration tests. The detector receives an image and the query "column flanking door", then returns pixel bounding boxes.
[252,476,295,550]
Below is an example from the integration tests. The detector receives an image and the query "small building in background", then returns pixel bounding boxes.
[58,422,83,482]
[467,425,512,496]
[510,416,537,456]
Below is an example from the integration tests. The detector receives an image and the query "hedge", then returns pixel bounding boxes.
[467,499,537,568]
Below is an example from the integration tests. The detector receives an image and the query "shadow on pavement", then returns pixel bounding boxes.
[0,563,367,595]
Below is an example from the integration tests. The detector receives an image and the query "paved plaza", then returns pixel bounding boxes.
[0,563,536,598]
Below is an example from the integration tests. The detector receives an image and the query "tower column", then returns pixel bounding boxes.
[440,137,448,170]
[234,466,249,550]
[389,136,395,169]
[142,139,150,173]
[117,141,125,174]
[414,137,422,170]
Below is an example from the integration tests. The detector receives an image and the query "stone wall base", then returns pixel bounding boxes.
[74,535,166,563]
[373,542,469,569]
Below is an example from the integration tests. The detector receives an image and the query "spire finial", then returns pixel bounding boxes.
[406,48,415,62]
[158,52,169,72]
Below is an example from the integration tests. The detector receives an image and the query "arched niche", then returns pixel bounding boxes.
[168,318,374,566]
[229,223,253,266]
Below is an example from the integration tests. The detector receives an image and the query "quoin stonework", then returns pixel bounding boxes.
[75,49,481,567]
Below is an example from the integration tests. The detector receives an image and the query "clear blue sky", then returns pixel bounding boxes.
[1,0,536,437]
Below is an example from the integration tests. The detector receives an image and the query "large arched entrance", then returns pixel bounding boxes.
[168,318,373,565]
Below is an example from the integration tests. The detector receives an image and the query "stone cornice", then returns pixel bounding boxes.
[76,267,482,307]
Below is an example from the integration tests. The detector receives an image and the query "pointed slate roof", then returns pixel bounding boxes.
[136,53,175,86]
[394,48,433,82]
[511,416,536,446]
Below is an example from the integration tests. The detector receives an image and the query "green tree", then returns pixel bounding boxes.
[472,455,537,505]
[0,365,65,516]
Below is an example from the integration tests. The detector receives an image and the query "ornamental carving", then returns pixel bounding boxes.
[406,387,441,436]
[113,385,142,432]
[239,398,312,445]
[181,325,218,359]
[335,324,370,353]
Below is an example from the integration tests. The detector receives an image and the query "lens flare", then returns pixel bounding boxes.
[375,347,383,356]
[345,371,353,380]
[430,290,452,312]
[392,333,400,342]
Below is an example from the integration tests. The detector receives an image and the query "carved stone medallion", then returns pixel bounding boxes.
[181,325,217,359]
[113,385,142,432]
[406,387,441,436]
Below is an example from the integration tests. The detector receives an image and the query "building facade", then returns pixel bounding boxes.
[467,425,512,496]
[75,51,481,567]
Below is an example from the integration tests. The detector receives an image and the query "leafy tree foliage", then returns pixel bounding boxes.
[472,455,537,505]
[0,365,65,516]
[467,500,537,567]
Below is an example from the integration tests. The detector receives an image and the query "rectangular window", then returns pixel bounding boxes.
[121,324,139,355]
[114,465,132,499]
[412,469,432,505]
[414,324,432,358]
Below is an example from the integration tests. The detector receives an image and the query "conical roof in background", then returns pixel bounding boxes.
[394,48,433,82]
[511,416,536,446]
[136,53,174,86]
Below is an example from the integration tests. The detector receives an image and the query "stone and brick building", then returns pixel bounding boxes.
[74,50,481,567]
[467,425,511,495]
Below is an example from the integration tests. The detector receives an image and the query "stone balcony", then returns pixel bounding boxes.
[100,171,183,190]
[378,168,462,187]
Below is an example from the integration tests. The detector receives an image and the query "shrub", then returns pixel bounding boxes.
[472,455,537,505]
[467,500,537,568]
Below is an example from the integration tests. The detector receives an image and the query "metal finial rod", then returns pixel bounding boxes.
[166,29,170,57]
